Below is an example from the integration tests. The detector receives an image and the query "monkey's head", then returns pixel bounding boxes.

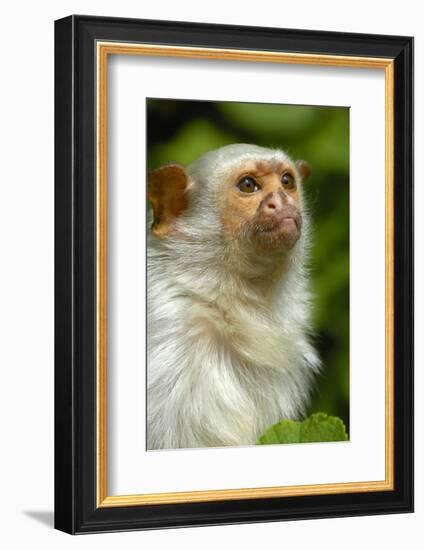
[148,144,311,255]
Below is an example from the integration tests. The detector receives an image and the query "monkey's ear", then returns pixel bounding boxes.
[296,160,311,182]
[147,164,189,238]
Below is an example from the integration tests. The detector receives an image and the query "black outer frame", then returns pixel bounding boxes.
[54,15,414,534]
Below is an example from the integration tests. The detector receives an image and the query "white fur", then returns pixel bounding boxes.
[147,144,320,449]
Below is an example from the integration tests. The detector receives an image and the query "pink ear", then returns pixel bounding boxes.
[147,164,189,237]
[296,160,312,182]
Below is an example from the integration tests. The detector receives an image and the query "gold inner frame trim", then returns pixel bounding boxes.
[96,41,395,508]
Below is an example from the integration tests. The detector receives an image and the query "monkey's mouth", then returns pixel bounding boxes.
[251,215,301,249]
[256,213,301,234]
[259,216,299,233]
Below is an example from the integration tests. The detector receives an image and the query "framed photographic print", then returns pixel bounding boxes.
[54,15,413,534]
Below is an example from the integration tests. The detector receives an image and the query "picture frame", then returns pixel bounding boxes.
[54,14,413,534]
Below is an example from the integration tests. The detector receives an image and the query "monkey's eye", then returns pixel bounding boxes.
[236,176,260,194]
[281,172,296,190]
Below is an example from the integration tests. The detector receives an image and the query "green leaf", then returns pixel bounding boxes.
[257,413,348,445]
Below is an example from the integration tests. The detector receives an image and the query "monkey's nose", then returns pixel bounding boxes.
[264,192,283,212]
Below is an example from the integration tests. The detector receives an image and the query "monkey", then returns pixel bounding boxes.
[146,144,320,450]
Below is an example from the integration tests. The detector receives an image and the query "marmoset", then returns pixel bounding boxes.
[147,144,320,450]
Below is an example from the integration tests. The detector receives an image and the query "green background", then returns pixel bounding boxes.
[147,99,350,432]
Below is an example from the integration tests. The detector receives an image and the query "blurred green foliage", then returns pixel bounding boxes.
[147,99,350,432]
[257,413,348,445]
